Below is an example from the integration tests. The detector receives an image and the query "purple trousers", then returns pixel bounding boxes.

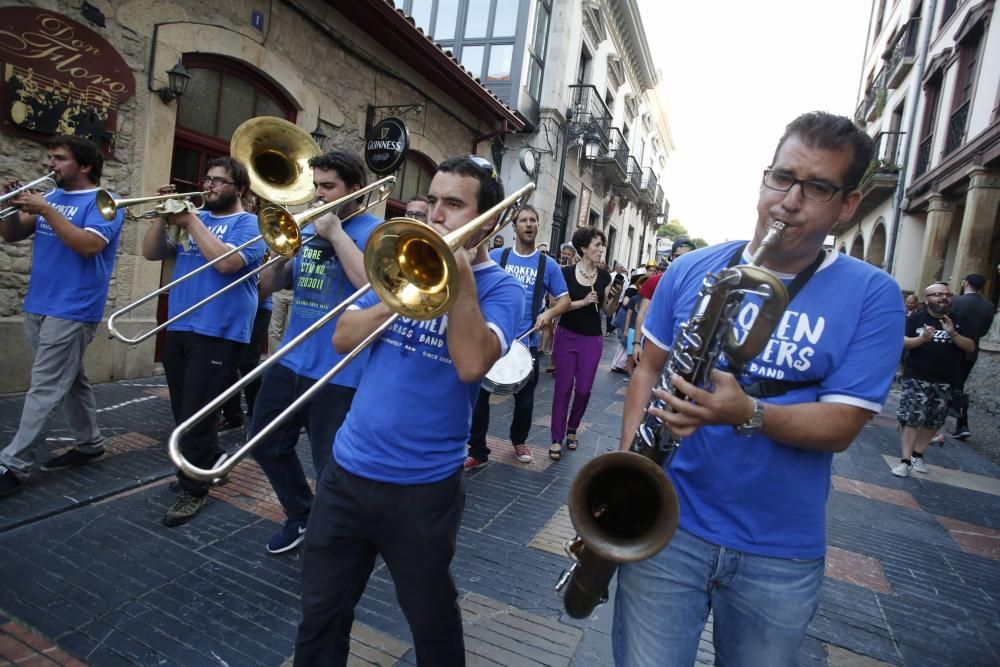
[550,326,604,443]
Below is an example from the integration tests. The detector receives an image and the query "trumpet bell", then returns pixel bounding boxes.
[231,116,320,206]
[365,218,457,321]
[258,205,301,258]
[96,189,117,221]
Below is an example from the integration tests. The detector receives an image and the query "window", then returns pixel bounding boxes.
[526,0,551,101]
[915,76,941,176]
[941,0,958,26]
[487,44,513,81]
[388,154,437,217]
[945,21,985,155]
[873,0,886,36]
[410,0,432,32]
[578,46,592,86]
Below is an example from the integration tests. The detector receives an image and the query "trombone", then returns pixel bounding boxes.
[168,182,536,482]
[0,172,57,218]
[106,177,395,345]
[95,190,208,220]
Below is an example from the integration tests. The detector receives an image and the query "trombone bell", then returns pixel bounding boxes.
[258,205,302,258]
[365,220,456,320]
[231,116,320,206]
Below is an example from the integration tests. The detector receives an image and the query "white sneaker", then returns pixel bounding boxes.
[911,457,928,474]
[891,461,911,478]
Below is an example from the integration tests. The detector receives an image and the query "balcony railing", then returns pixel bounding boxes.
[594,127,629,183]
[639,167,657,204]
[866,130,906,179]
[569,84,613,150]
[915,134,933,176]
[856,66,887,125]
[626,156,642,194]
[654,184,664,213]
[944,100,970,155]
[887,17,920,88]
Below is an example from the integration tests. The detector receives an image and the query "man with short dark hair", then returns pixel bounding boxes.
[249,150,380,554]
[466,204,569,468]
[404,194,428,221]
[894,282,975,475]
[943,273,993,440]
[0,136,125,497]
[142,156,266,526]
[294,156,523,665]
[615,112,903,664]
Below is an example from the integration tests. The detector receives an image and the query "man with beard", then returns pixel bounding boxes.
[0,136,125,497]
[249,151,381,554]
[465,204,569,468]
[893,281,975,476]
[141,157,266,525]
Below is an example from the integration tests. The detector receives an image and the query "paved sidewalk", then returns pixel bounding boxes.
[0,341,998,666]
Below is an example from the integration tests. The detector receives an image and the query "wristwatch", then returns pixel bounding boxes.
[736,397,765,436]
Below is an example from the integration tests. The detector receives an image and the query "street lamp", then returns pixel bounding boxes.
[550,110,603,250]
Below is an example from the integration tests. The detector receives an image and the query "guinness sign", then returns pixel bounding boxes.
[365,117,409,175]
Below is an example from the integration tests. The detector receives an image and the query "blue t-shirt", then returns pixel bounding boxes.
[335,261,524,484]
[277,213,381,386]
[643,241,904,559]
[490,247,568,348]
[166,211,266,343]
[23,188,124,323]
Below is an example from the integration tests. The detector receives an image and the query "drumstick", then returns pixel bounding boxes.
[516,325,540,343]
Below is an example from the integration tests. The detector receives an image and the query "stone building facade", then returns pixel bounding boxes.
[834,0,999,413]
[0,0,522,393]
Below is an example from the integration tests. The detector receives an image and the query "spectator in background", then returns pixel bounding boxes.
[404,195,429,222]
[559,242,577,266]
[492,234,505,249]
[949,273,996,440]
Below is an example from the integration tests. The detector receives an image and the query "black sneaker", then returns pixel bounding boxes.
[953,429,971,441]
[40,447,106,471]
[0,465,23,497]
[162,490,206,527]
[217,416,245,434]
[266,520,307,554]
[169,452,229,492]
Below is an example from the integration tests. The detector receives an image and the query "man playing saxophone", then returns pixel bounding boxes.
[614,112,904,665]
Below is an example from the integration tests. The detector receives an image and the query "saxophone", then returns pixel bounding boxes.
[555,221,790,619]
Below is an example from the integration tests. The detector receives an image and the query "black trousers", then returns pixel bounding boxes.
[222,306,272,421]
[295,461,466,666]
[162,331,238,496]
[468,347,539,459]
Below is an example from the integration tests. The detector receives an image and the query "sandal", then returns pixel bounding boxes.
[566,431,578,450]
[548,443,562,460]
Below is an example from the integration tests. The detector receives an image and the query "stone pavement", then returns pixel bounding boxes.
[0,340,998,666]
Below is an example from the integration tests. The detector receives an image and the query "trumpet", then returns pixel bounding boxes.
[95,190,208,221]
[0,172,57,218]
[167,182,536,482]
[106,177,395,345]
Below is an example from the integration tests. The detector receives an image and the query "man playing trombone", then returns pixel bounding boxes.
[249,150,381,554]
[293,156,525,665]
[141,157,266,526]
[0,135,125,498]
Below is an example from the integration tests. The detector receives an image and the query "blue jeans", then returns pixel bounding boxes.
[250,363,356,525]
[613,527,824,666]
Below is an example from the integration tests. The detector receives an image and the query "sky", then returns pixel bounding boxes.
[636,0,873,244]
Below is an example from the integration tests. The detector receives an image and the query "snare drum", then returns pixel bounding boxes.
[482,340,533,394]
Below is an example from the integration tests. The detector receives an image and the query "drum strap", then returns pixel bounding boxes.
[499,248,548,334]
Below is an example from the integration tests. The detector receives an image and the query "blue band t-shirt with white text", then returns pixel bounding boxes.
[490,247,568,348]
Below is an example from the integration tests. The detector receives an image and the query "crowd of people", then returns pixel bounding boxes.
[1,111,997,665]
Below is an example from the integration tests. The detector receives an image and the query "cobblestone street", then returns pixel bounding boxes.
[1,342,998,666]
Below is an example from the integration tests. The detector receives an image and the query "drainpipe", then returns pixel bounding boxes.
[885,0,936,275]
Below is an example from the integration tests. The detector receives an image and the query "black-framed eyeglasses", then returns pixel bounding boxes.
[762,169,844,202]
[468,155,499,182]
[405,209,427,220]
[202,176,235,187]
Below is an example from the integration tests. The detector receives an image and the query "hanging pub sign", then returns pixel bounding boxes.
[0,7,135,149]
[365,117,409,175]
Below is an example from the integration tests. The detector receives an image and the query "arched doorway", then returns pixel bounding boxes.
[387,153,437,218]
[850,234,864,259]
[154,55,298,360]
[866,218,887,267]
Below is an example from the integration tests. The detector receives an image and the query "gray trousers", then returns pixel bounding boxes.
[0,314,103,477]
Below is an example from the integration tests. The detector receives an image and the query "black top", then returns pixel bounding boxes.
[951,293,996,340]
[559,266,612,336]
[902,309,969,384]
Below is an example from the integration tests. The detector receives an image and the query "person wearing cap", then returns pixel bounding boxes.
[949,273,996,440]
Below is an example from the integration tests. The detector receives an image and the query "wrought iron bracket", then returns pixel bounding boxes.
[365,104,423,137]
